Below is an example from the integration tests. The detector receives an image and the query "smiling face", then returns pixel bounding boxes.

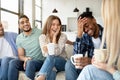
[50,19,61,36]
[78,12,99,38]
[0,23,4,37]
[83,18,96,36]
[42,15,62,43]
[19,17,31,32]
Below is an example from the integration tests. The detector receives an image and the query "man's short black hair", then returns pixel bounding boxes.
[19,15,29,20]
[78,12,94,20]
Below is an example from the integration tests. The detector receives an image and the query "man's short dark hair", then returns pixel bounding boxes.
[78,12,94,20]
[18,15,29,24]
[19,15,29,20]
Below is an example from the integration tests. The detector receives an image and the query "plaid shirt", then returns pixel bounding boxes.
[73,33,94,58]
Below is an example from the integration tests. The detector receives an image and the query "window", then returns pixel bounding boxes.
[0,0,42,33]
[35,0,42,29]
[1,0,18,13]
[0,0,23,33]
[24,0,42,29]
[1,11,18,32]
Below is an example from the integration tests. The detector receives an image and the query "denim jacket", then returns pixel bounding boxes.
[73,33,94,58]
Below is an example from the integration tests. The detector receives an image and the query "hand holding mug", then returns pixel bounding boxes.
[71,54,83,69]
[78,57,91,68]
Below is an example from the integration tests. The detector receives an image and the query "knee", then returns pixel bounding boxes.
[26,60,35,70]
[2,57,10,62]
[26,60,34,66]
[2,56,9,59]
[47,55,54,60]
[1,57,13,65]
[45,55,55,62]
[9,59,18,68]
[84,65,96,71]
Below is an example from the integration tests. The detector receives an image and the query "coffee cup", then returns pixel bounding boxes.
[94,49,107,63]
[71,54,83,68]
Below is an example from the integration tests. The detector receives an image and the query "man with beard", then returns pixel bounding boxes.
[8,15,45,80]
[0,22,18,80]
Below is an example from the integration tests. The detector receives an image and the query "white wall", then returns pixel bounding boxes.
[42,0,103,28]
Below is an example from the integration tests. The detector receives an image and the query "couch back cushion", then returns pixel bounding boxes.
[65,44,73,59]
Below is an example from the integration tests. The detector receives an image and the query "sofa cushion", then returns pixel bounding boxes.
[65,44,73,59]
[56,71,65,80]
[19,71,31,80]
[19,71,65,80]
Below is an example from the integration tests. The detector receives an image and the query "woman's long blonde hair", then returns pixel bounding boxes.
[101,0,120,70]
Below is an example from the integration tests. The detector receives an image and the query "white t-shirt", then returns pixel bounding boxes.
[92,37,101,49]
[0,37,15,58]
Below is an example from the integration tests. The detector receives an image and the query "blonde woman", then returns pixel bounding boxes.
[77,0,120,80]
[36,15,69,80]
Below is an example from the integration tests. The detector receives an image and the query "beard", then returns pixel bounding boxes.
[0,33,4,36]
[0,30,4,37]
[23,28,32,32]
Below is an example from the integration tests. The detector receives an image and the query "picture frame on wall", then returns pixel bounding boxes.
[62,25,66,31]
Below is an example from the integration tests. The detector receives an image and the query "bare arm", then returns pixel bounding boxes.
[18,48,31,70]
[66,40,74,45]
[18,48,31,62]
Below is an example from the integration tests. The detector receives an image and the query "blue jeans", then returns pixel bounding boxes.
[0,59,1,65]
[0,59,1,76]
[37,55,66,80]
[65,60,82,80]
[0,57,14,80]
[8,58,44,80]
[77,65,114,80]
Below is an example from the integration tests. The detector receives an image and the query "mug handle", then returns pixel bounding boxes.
[70,56,74,64]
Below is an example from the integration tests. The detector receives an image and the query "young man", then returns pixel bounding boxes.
[65,12,103,80]
[8,15,45,80]
[0,22,18,80]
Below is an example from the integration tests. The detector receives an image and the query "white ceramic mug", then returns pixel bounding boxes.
[47,43,55,55]
[71,54,83,68]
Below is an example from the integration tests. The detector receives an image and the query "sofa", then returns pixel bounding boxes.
[18,32,76,80]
